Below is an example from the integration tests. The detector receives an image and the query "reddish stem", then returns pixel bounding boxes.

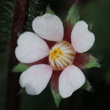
[6,0,29,110]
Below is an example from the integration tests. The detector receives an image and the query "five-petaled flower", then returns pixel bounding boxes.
[15,14,95,98]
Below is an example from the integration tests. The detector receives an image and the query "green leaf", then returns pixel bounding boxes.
[12,63,29,72]
[51,89,61,108]
[83,55,101,69]
[82,79,91,91]
[88,23,93,31]
[46,7,55,15]
[66,4,79,25]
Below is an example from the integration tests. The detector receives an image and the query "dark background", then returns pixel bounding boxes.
[0,0,110,110]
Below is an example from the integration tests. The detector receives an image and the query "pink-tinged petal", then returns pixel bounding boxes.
[15,32,50,63]
[32,14,64,42]
[19,64,53,95]
[71,21,95,53]
[59,65,85,98]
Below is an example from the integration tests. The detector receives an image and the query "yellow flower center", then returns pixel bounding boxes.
[49,41,76,70]
[50,48,64,61]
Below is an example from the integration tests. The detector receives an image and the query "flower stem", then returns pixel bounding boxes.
[6,0,29,110]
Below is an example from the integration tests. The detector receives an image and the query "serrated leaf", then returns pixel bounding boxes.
[83,55,101,69]
[82,79,91,91]
[66,4,79,25]
[12,63,29,72]
[46,7,55,15]
[51,89,61,108]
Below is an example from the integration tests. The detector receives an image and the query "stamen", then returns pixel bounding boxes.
[49,41,76,70]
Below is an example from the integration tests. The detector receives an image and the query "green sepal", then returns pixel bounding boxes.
[88,23,93,31]
[82,79,91,91]
[51,89,62,108]
[46,7,55,15]
[83,55,101,69]
[12,63,29,72]
[66,4,79,25]
[17,88,26,95]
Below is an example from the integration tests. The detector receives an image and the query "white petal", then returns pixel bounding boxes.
[19,64,53,95]
[71,21,95,53]
[15,32,49,63]
[32,14,64,41]
[59,65,85,98]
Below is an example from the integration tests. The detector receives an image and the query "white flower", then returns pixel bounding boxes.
[15,14,95,98]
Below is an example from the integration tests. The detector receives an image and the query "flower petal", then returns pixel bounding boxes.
[15,32,49,63]
[59,65,85,98]
[71,21,95,53]
[32,14,64,41]
[19,64,53,95]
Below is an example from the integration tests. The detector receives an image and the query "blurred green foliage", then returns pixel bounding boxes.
[0,0,110,110]
[0,0,14,109]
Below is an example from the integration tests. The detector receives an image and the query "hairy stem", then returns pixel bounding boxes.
[6,0,29,110]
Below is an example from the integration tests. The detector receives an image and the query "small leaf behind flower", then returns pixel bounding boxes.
[46,7,55,15]
[51,89,62,108]
[83,55,101,69]
[66,4,79,25]
[12,63,29,72]
[17,88,26,95]
[82,79,91,91]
